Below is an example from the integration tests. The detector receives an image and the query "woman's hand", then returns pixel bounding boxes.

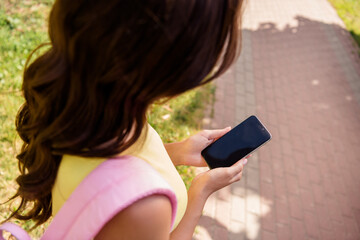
[169,136,249,240]
[170,158,247,240]
[165,127,231,166]
[189,158,247,198]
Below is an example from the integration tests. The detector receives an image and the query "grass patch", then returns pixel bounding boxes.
[148,83,215,189]
[0,0,214,237]
[0,0,51,92]
[0,1,55,237]
[328,0,360,53]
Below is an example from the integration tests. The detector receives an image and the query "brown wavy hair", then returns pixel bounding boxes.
[7,0,244,227]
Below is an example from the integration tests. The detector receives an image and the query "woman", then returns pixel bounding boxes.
[8,0,246,238]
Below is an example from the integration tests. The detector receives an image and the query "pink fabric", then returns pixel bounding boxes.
[42,155,177,239]
[0,222,31,240]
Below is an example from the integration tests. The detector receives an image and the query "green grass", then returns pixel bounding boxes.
[328,0,360,53]
[148,83,215,189]
[0,0,214,238]
[0,1,54,237]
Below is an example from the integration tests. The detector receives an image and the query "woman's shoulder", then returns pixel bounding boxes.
[95,194,172,239]
[52,124,166,215]
[47,156,178,239]
[52,154,105,215]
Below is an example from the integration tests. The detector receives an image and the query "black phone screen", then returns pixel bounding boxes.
[201,115,271,169]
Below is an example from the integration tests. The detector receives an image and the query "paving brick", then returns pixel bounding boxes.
[315,155,331,176]
[354,209,360,233]
[311,183,325,204]
[320,229,337,240]
[215,199,231,227]
[343,216,360,240]
[326,197,342,221]
[299,188,316,212]
[203,194,216,218]
[193,226,213,240]
[246,189,261,215]
[285,173,300,196]
[349,189,360,210]
[246,212,261,240]
[197,214,214,230]
[283,156,297,176]
[260,182,276,232]
[260,160,273,184]
[260,181,274,204]
[231,195,246,223]
[336,193,354,218]
[274,175,287,201]
[291,219,306,240]
[267,112,278,125]
[308,164,322,184]
[275,199,290,225]
[315,204,332,230]
[296,165,312,190]
[260,208,276,233]
[231,178,246,197]
[246,153,259,170]
[331,220,348,240]
[288,194,303,220]
[322,176,336,198]
[303,211,320,239]
[228,221,246,240]
[246,167,260,192]
[276,223,291,240]
[272,157,285,178]
[213,225,228,240]
[217,186,232,202]
[280,139,293,156]
[261,230,277,240]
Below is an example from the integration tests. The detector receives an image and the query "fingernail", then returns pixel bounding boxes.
[243,158,248,165]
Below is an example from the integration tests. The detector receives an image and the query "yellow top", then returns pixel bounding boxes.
[52,124,188,229]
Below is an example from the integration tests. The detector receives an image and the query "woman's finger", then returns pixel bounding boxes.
[226,159,244,176]
[243,158,248,165]
[202,127,231,140]
[230,171,243,183]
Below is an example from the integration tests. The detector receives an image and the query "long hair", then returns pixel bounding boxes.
[8,0,244,226]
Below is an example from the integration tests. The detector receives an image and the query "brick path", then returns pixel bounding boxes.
[193,0,360,239]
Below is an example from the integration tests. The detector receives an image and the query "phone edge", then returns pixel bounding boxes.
[201,115,272,168]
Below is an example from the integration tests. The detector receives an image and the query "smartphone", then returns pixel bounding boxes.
[201,115,271,169]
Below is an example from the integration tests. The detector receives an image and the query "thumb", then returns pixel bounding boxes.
[203,127,231,140]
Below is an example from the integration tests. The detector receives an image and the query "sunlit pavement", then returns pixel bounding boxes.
[194,0,360,239]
